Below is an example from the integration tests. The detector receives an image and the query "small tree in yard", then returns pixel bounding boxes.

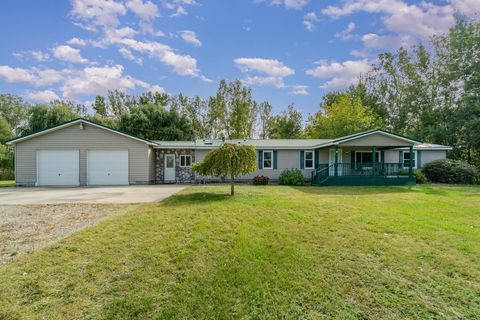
[192,143,257,196]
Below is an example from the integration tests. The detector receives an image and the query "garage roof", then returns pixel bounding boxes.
[6,118,157,146]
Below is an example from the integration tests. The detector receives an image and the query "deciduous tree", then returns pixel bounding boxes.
[192,143,256,195]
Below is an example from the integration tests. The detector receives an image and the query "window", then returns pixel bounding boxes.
[355,151,381,164]
[402,151,416,169]
[304,150,314,169]
[263,151,273,169]
[180,155,192,167]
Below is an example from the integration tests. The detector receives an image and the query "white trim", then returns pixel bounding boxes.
[262,150,273,169]
[402,150,417,169]
[179,155,192,167]
[304,150,314,169]
[6,119,156,146]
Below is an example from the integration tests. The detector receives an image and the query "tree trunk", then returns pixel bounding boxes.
[230,173,235,196]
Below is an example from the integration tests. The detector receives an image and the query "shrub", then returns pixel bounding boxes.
[278,168,305,186]
[422,159,478,184]
[252,175,269,185]
[399,169,427,184]
[0,168,14,180]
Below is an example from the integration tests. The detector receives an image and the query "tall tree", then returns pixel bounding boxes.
[93,96,107,117]
[258,101,272,139]
[20,103,79,135]
[268,104,304,139]
[0,94,28,133]
[175,94,213,139]
[118,104,194,141]
[208,80,257,139]
[306,94,378,138]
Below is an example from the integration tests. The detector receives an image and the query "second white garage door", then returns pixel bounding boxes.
[87,150,129,185]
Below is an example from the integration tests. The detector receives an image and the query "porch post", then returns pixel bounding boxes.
[372,146,376,176]
[409,146,413,178]
[334,144,338,177]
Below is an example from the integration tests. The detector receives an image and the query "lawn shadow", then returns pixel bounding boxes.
[291,185,419,196]
[162,192,231,206]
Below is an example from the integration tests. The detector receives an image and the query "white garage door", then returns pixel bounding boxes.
[87,150,129,185]
[37,150,80,186]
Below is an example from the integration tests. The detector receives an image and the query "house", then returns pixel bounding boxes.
[6,118,451,186]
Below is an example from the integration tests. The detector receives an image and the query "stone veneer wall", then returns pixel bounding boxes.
[155,148,195,184]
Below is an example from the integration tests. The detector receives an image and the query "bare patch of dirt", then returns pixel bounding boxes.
[0,204,131,266]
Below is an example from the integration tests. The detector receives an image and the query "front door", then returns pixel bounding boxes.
[164,154,176,181]
[328,148,343,176]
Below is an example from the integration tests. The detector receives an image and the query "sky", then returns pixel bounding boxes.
[0,0,479,115]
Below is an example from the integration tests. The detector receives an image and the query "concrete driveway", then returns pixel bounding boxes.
[0,185,187,205]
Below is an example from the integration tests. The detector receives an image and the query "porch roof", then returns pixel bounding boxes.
[312,129,420,148]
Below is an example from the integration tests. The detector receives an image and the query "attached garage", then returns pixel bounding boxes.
[37,150,80,186]
[87,150,128,185]
[7,119,156,187]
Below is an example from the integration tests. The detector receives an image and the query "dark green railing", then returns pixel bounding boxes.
[313,162,405,180]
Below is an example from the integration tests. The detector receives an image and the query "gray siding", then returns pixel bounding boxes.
[339,133,412,147]
[15,122,151,186]
[418,150,447,168]
[195,149,320,181]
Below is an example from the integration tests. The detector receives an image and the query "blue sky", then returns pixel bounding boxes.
[0,0,478,115]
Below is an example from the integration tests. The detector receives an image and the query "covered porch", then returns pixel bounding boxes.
[311,130,417,186]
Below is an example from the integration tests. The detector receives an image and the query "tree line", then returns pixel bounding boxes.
[0,17,479,173]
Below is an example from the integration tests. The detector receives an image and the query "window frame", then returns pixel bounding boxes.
[355,151,381,164]
[179,155,192,168]
[402,150,417,169]
[304,150,314,169]
[262,150,273,170]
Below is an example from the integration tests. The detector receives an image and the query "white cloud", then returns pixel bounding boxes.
[52,45,89,64]
[451,0,480,15]
[289,85,308,95]
[234,58,295,88]
[170,6,188,17]
[70,0,127,30]
[178,30,202,47]
[24,89,60,102]
[303,12,319,31]
[118,47,143,64]
[0,66,64,86]
[125,0,159,33]
[306,59,371,90]
[107,37,208,80]
[335,22,355,40]
[30,50,50,62]
[0,66,36,83]
[60,64,155,99]
[257,0,310,10]
[67,37,87,46]
[321,0,465,55]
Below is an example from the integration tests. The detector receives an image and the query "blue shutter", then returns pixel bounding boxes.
[351,151,355,169]
[417,150,421,169]
[314,150,319,168]
[381,150,385,164]
[300,150,305,169]
[258,150,263,169]
[399,150,403,164]
[273,150,278,169]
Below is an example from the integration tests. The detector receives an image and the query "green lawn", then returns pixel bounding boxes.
[1,185,480,319]
[0,180,15,187]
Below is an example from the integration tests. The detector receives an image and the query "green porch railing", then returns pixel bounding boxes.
[313,162,405,180]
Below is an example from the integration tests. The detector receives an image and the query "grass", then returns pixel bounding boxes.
[1,185,480,319]
[0,180,15,187]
